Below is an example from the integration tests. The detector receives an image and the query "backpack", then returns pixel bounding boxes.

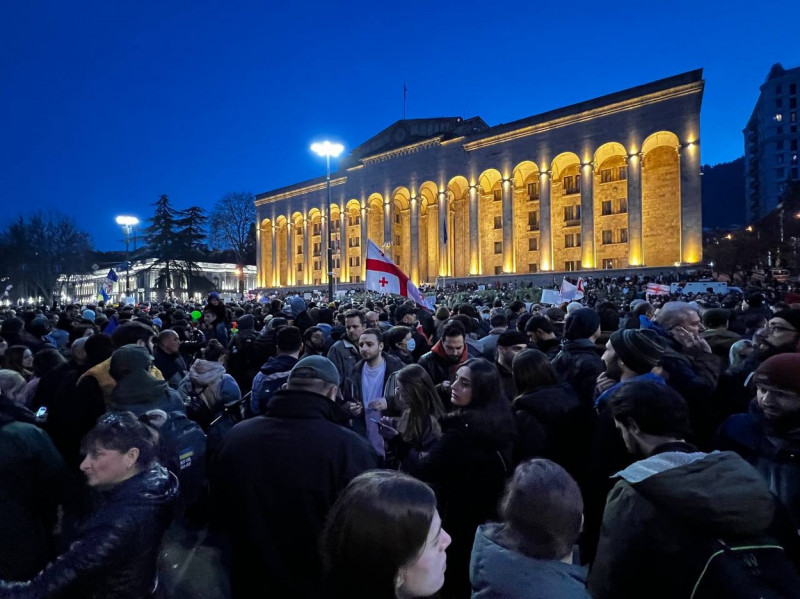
[184,384,213,431]
[688,536,800,599]
[142,410,207,519]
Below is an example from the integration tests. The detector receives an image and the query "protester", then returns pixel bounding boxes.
[153,329,188,390]
[470,459,590,599]
[0,411,178,598]
[2,345,34,382]
[551,308,604,407]
[321,470,451,599]
[250,325,302,417]
[327,309,365,384]
[178,339,242,431]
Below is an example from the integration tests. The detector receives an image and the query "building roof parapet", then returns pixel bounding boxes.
[255,176,348,206]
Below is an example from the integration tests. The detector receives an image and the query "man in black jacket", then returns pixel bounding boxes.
[153,329,188,390]
[210,356,378,599]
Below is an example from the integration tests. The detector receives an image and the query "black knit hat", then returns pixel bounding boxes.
[497,330,528,347]
[610,328,666,374]
[564,308,601,341]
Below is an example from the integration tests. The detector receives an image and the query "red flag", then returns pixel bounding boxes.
[365,240,429,309]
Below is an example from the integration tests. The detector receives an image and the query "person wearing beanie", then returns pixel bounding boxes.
[81,309,96,322]
[716,353,800,531]
[594,329,667,411]
[495,331,529,401]
[551,308,604,407]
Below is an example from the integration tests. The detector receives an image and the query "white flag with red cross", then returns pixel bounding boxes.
[365,240,429,309]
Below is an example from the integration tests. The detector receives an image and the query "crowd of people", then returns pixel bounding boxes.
[0,281,799,598]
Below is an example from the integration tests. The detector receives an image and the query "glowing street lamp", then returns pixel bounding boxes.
[311,141,344,301]
[115,216,139,297]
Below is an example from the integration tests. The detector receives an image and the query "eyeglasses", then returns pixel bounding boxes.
[768,323,797,334]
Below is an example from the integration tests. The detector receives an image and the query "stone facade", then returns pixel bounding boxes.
[255,70,704,288]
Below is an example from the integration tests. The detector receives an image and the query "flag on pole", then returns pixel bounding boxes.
[560,277,578,301]
[575,277,585,300]
[365,240,429,309]
[100,269,118,301]
[646,282,670,296]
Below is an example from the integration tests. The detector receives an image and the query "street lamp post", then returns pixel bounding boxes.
[115,216,139,298]
[311,141,344,302]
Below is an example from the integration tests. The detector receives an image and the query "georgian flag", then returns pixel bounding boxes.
[365,240,429,309]
[560,276,586,301]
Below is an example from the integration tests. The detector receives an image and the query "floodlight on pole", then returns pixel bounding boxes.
[115,215,139,297]
[311,140,344,301]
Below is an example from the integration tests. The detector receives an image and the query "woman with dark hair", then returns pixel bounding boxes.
[380,364,444,471]
[0,411,178,598]
[321,470,451,599]
[415,358,515,598]
[470,459,590,598]
[511,349,588,480]
[3,345,34,382]
[383,325,415,365]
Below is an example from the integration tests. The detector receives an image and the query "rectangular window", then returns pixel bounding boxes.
[619,197,628,213]
[600,169,612,183]
[792,139,798,151]
[313,223,321,236]
[394,235,400,246]
[494,241,503,254]
[791,168,798,179]
[495,266,503,275]
[333,220,340,231]
[602,200,613,216]
[528,237,538,251]
[313,259,321,271]
[527,181,539,200]
[494,216,502,229]
[528,263,539,273]
[618,166,627,181]
[565,234,575,248]
[602,258,615,269]
[528,211,539,230]
[313,242,321,256]
[577,233,581,247]
[564,175,581,194]
[297,263,303,272]
[602,230,613,245]
[349,257,361,267]
[296,245,302,255]
[791,97,797,109]
[349,216,361,226]
[564,205,581,223]
[792,112,797,123]
[395,213,401,224]
[777,98,784,108]
[333,258,341,268]
[791,83,797,95]
[564,261,577,272]
[793,125,798,133]
[349,238,360,248]
[493,189,502,202]
[620,228,628,243]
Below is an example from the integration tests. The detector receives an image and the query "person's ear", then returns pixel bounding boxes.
[624,417,641,436]
[126,447,140,469]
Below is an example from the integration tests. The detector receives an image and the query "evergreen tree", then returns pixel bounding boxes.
[175,206,209,296]
[143,194,182,297]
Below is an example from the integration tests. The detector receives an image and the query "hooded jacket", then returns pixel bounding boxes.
[588,445,780,598]
[550,338,605,407]
[0,464,178,599]
[470,523,590,599]
[249,354,298,416]
[107,346,184,417]
[177,359,240,411]
[417,338,469,387]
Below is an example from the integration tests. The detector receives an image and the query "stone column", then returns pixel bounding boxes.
[287,216,295,286]
[321,207,329,286]
[384,200,393,261]
[339,211,348,283]
[626,153,643,266]
[360,205,368,281]
[271,224,277,287]
[438,191,448,277]
[469,185,479,274]
[255,222,262,287]
[501,179,514,273]
[679,143,702,264]
[302,217,310,285]
[410,197,420,283]
[580,162,595,269]
[539,171,552,271]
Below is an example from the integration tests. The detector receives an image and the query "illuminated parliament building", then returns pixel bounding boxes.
[255,70,704,289]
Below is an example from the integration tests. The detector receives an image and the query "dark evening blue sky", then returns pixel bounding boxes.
[1,0,798,250]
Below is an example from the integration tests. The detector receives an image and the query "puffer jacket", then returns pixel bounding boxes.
[0,464,178,598]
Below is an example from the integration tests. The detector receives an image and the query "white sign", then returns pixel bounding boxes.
[540,289,562,305]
